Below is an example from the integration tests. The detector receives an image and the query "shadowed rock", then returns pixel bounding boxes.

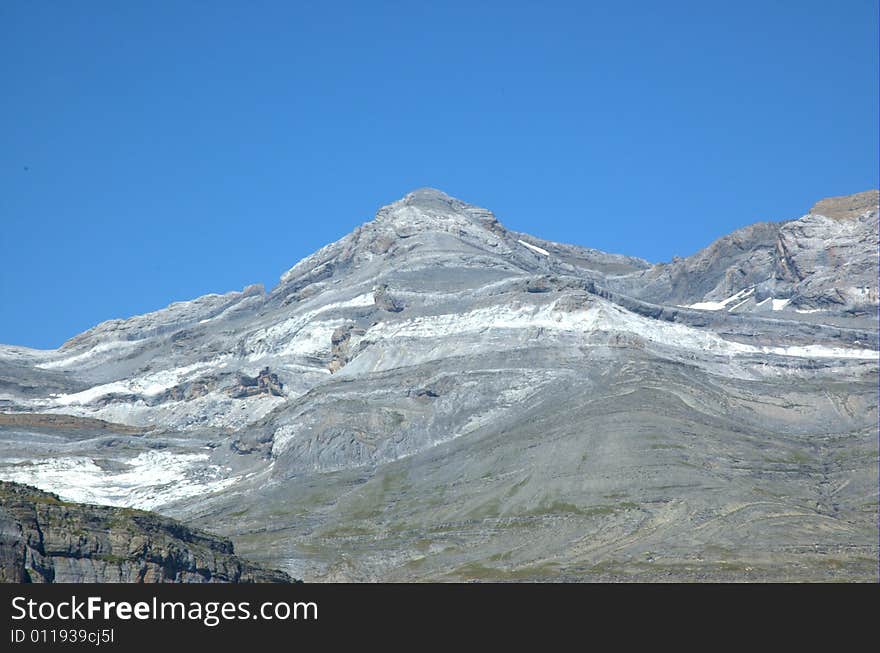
[0,481,295,583]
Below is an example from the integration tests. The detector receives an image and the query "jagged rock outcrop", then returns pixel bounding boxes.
[0,481,294,583]
[773,196,879,309]
[373,284,405,313]
[605,190,879,315]
[328,324,366,373]
[228,367,284,398]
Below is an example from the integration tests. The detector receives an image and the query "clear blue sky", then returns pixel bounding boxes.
[2,1,878,349]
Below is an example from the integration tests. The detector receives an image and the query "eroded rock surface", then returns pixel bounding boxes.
[0,481,293,583]
[607,189,879,315]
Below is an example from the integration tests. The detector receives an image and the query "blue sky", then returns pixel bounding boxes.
[2,1,878,348]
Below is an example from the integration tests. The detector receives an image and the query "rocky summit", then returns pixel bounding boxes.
[0,188,877,581]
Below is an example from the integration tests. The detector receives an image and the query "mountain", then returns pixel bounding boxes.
[0,188,877,581]
[0,481,293,582]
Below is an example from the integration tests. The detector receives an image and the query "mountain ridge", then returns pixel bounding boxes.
[10,186,874,355]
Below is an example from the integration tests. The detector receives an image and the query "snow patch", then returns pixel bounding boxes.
[0,451,238,510]
[771,298,791,311]
[517,239,550,256]
[684,287,755,311]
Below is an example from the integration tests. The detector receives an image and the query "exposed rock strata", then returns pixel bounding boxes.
[0,481,294,583]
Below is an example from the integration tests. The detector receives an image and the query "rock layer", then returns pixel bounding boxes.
[0,481,293,583]
[607,190,879,314]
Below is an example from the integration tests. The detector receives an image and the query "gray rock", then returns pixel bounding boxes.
[607,189,879,316]
[0,481,294,583]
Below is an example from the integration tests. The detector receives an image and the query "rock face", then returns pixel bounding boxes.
[772,203,878,309]
[0,187,877,582]
[607,189,879,315]
[328,324,364,373]
[0,481,293,583]
[228,367,284,398]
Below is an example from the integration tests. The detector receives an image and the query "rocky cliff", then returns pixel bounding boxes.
[0,481,293,583]
[607,189,879,314]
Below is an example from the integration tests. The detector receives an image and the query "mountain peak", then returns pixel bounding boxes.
[403,187,454,202]
[277,188,502,287]
[396,187,465,214]
[374,187,499,229]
